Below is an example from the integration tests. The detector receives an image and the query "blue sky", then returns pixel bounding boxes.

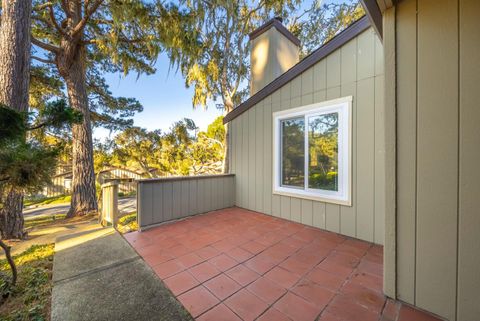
[94,53,225,140]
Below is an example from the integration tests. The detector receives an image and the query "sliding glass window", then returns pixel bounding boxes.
[273,97,351,205]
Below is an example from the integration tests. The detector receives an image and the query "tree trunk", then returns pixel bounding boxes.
[0,0,32,239]
[0,191,26,239]
[222,99,234,174]
[61,47,98,217]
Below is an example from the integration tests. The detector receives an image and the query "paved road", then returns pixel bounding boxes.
[23,197,137,219]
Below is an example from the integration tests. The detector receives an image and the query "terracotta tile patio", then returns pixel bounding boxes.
[125,207,442,321]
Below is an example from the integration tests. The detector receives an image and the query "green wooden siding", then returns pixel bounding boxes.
[230,27,385,245]
[394,1,480,320]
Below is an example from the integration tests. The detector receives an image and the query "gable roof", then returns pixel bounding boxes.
[224,15,370,124]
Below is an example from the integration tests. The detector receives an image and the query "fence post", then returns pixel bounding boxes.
[101,181,119,227]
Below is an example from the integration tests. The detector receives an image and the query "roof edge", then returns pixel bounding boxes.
[360,0,383,40]
[224,16,371,124]
[249,17,301,47]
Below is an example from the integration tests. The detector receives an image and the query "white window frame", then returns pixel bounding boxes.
[273,96,352,206]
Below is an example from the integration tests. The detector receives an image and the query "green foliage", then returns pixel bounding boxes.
[0,143,58,196]
[206,116,226,143]
[29,66,65,111]
[118,191,136,198]
[31,100,83,132]
[24,214,67,229]
[293,0,365,57]
[30,0,164,131]
[117,212,138,233]
[0,244,54,321]
[308,112,338,190]
[0,108,26,144]
[160,0,301,111]
[191,116,225,174]
[24,195,71,208]
[159,1,363,111]
[0,103,81,199]
[118,213,137,226]
[309,171,338,191]
[95,116,225,176]
[112,127,163,176]
[281,118,305,186]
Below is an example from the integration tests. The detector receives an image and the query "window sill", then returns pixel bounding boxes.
[273,189,352,206]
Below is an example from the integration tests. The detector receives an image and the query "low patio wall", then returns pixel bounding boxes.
[136,174,235,229]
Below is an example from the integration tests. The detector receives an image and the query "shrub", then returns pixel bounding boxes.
[117,213,138,233]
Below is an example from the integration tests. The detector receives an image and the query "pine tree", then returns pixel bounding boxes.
[0,0,33,239]
[31,0,162,216]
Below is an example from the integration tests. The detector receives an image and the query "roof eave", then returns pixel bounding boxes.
[360,0,384,40]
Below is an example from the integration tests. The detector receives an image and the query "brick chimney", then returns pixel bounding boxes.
[249,17,300,95]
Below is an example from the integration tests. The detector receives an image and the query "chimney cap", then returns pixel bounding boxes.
[249,17,300,47]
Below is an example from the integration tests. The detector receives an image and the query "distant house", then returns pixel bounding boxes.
[41,166,150,197]
[136,2,480,321]
[96,167,148,194]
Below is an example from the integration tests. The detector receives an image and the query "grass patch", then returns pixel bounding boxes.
[24,195,71,208]
[24,214,67,229]
[117,212,138,233]
[118,191,136,198]
[0,244,54,321]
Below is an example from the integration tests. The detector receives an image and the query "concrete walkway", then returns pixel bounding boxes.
[51,225,193,321]
[3,217,100,257]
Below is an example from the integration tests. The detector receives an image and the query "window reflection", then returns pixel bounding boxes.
[308,113,339,191]
[281,117,305,187]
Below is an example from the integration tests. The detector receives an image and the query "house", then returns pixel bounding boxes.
[96,166,147,195]
[136,1,479,320]
[41,166,148,197]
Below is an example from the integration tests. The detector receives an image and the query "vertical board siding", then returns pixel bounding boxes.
[356,78,375,242]
[229,27,384,245]
[248,108,256,211]
[394,0,480,319]
[373,74,385,245]
[153,184,163,223]
[396,0,417,304]
[263,96,273,215]
[137,175,235,229]
[382,7,397,299]
[290,198,301,223]
[241,113,249,208]
[255,105,264,213]
[457,1,480,320]
[340,81,356,238]
[312,202,326,229]
[301,199,313,226]
[416,1,458,319]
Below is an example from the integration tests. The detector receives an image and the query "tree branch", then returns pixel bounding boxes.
[72,0,104,36]
[31,37,61,53]
[32,56,56,64]
[60,0,72,18]
[48,4,66,36]
[0,240,17,289]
